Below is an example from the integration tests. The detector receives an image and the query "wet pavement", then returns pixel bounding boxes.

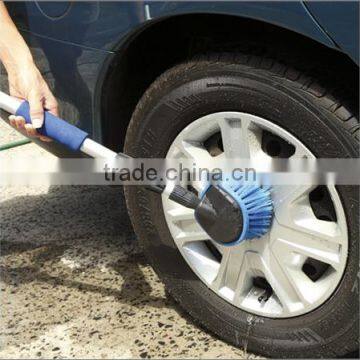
[0,120,254,358]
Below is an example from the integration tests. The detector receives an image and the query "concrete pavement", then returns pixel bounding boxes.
[0,120,254,359]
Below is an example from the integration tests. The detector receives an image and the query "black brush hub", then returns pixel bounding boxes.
[194,185,244,244]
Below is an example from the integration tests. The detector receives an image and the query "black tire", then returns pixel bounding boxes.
[124,54,359,358]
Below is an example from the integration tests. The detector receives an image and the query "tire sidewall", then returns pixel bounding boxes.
[125,64,359,357]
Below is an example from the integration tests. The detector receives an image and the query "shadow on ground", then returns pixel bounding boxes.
[1,186,175,310]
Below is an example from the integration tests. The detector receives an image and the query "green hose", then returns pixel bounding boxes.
[0,139,31,151]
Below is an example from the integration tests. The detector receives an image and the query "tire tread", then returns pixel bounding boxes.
[124,52,359,358]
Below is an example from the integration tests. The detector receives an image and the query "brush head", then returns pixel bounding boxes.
[194,185,244,245]
[195,180,273,246]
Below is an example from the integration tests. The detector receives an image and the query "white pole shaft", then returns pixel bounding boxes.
[0,91,21,114]
[80,138,119,158]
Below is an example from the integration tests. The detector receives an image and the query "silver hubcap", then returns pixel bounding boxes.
[162,112,348,318]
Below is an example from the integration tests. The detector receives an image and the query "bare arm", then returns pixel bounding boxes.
[0,1,57,140]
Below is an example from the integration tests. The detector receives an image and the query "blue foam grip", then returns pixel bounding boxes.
[15,101,88,152]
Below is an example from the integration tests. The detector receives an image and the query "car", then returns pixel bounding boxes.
[1,1,358,358]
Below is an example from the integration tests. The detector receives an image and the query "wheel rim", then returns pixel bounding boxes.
[162,112,348,318]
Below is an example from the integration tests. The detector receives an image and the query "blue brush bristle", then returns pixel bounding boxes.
[219,181,273,242]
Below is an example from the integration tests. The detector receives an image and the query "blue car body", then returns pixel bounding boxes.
[3,1,359,155]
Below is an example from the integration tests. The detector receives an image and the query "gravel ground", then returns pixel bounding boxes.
[0,120,254,359]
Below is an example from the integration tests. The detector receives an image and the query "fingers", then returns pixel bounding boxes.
[28,91,44,129]
[29,88,59,128]
[9,115,15,127]
[44,94,59,117]
[24,123,38,137]
[9,115,25,130]
[8,115,51,142]
[24,124,52,142]
[39,136,52,142]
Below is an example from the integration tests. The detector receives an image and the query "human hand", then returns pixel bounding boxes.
[7,61,58,142]
[0,1,58,141]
